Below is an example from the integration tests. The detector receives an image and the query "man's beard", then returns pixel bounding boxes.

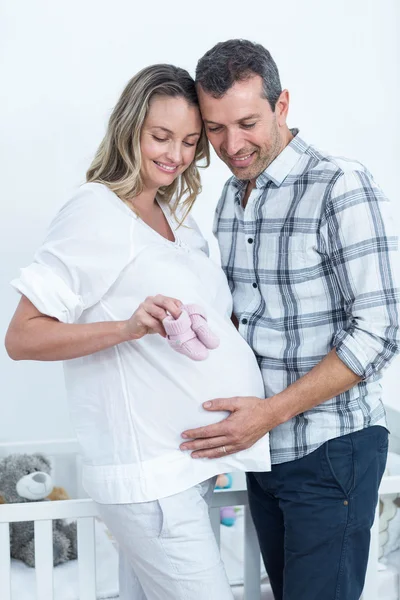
[224,122,282,181]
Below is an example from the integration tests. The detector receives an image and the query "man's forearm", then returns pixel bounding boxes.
[267,349,362,427]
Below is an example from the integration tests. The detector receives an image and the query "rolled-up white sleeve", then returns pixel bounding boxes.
[11,185,134,323]
[323,169,400,379]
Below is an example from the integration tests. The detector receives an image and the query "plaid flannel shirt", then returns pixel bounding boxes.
[214,130,400,464]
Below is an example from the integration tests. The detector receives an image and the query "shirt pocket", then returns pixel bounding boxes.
[257,234,323,318]
[259,234,320,281]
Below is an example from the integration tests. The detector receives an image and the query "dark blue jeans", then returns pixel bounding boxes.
[247,425,388,600]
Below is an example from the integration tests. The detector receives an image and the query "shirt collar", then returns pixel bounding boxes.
[232,128,309,191]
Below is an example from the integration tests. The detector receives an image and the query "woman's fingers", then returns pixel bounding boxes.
[138,313,166,337]
[148,316,167,337]
[143,302,169,323]
[128,295,183,340]
[149,295,182,320]
[142,295,182,321]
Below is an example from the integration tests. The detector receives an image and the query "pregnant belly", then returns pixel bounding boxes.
[127,322,265,454]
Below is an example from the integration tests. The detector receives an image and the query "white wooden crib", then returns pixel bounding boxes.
[0,443,262,600]
[1,405,400,600]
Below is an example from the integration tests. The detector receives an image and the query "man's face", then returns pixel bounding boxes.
[198,75,287,181]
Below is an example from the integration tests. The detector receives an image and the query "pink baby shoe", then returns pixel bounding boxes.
[184,304,220,350]
[163,309,209,361]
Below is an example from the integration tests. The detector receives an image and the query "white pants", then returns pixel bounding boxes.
[96,478,234,600]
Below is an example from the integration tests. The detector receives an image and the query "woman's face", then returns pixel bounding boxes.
[140,95,202,191]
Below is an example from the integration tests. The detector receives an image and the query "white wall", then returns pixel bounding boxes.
[1,0,399,443]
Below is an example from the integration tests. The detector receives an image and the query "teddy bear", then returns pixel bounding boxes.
[0,453,77,567]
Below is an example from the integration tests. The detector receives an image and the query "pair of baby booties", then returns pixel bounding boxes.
[163,304,219,361]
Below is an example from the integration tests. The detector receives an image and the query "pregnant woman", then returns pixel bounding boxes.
[5,64,270,600]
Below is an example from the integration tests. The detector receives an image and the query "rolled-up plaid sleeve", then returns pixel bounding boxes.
[323,169,400,379]
[11,186,134,323]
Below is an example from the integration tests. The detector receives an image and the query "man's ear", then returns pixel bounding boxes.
[275,89,290,127]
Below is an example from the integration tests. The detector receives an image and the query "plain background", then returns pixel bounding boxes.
[1,0,399,443]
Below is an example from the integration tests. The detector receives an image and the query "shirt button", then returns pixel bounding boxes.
[241,318,248,325]
[252,282,258,288]
[247,238,254,244]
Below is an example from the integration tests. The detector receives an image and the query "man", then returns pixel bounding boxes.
[180,39,400,600]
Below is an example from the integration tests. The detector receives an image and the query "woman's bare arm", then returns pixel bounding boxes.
[5,294,182,362]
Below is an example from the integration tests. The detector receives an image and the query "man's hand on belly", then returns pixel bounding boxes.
[180,396,280,458]
[180,350,363,458]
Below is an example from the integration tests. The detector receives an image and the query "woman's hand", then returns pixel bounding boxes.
[122,295,183,341]
[6,294,183,361]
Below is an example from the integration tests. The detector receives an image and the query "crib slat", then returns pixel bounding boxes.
[78,517,97,600]
[34,519,54,600]
[0,522,11,600]
[243,506,261,600]
[210,507,221,548]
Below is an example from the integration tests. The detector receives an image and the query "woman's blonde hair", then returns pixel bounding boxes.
[86,64,210,223]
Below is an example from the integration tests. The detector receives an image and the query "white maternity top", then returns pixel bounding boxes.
[12,183,270,503]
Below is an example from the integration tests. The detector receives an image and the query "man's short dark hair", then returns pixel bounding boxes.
[196,39,282,111]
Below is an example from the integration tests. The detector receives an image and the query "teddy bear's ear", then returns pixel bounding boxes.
[32,453,51,471]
